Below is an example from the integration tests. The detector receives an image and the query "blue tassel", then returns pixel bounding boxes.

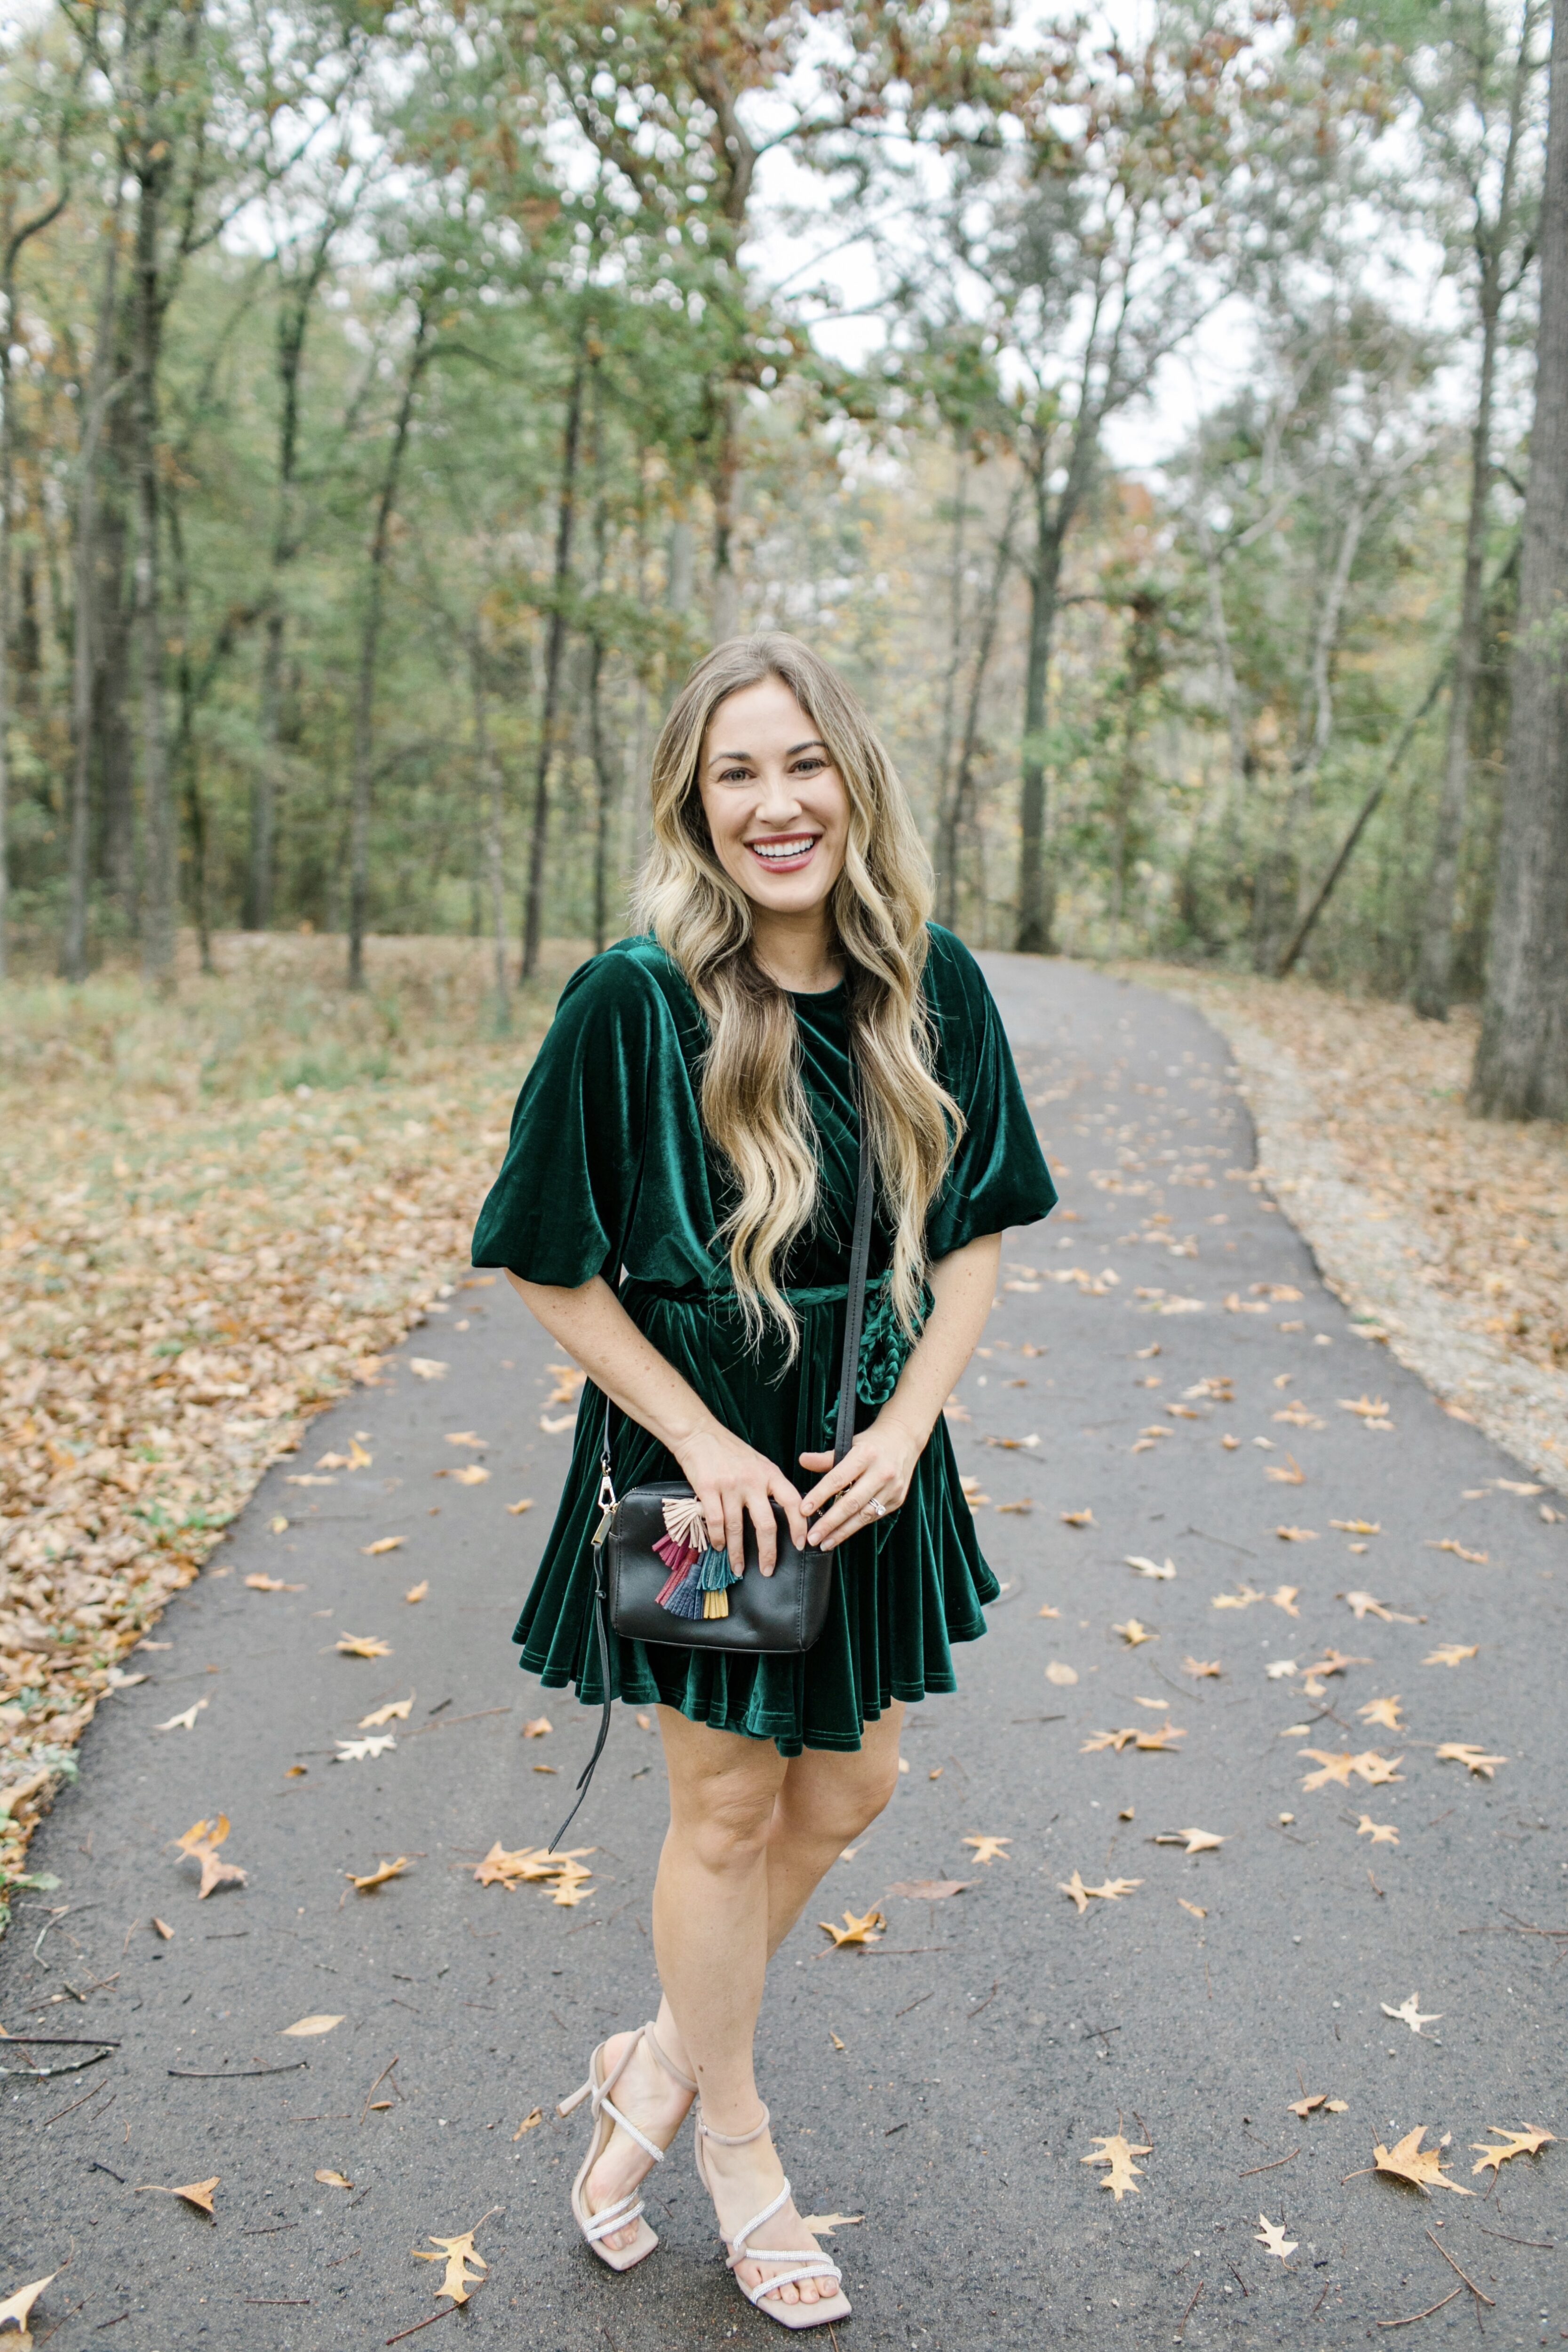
[697,1546,740,1592]
[658,1559,706,1619]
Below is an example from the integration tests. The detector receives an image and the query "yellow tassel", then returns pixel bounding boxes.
[702,1589,729,1620]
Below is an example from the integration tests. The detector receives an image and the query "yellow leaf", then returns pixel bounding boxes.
[1424,1643,1478,1667]
[1355,1815,1399,1845]
[1436,1741,1507,1777]
[442,1463,490,1486]
[1470,2125,1554,2177]
[133,2176,220,2216]
[1045,1660,1077,1685]
[1113,1619,1156,1647]
[411,2226,487,2306]
[404,1582,428,1604]
[506,1497,535,1514]
[1134,1722,1184,1752]
[281,2014,343,2037]
[1182,1656,1222,1678]
[408,1359,449,1380]
[1037,1604,1061,1619]
[359,1697,414,1727]
[1082,1727,1138,1753]
[512,2108,543,2140]
[1372,2126,1473,2194]
[1178,1899,1207,1919]
[1212,1584,1264,1609]
[443,1430,486,1449]
[315,2169,354,2189]
[344,1857,410,1893]
[1331,1519,1381,1536]
[1059,1508,1094,1527]
[1339,1394,1391,1419]
[1081,2131,1151,2200]
[818,1908,885,1948]
[1153,1828,1224,1854]
[336,1634,391,1659]
[268,1514,289,1534]
[1266,1454,1305,1485]
[1427,1537,1489,1564]
[962,1834,1011,1865]
[1357,1695,1404,1730]
[361,1537,404,1555]
[245,1572,303,1591]
[1274,1526,1318,1543]
[522,1716,553,1737]
[0,2273,55,2342]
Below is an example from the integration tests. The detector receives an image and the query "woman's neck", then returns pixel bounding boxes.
[748,906,843,995]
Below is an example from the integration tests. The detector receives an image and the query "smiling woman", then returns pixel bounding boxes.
[471,632,1056,2326]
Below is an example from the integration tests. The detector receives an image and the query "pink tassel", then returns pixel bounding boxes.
[653,1532,697,1576]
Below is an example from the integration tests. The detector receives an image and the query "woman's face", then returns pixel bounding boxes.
[697,674,850,919]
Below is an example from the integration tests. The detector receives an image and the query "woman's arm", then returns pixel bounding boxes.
[797,1230,1002,1550]
[505,1272,809,1573]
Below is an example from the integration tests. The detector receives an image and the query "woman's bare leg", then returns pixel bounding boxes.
[581,1704,903,2290]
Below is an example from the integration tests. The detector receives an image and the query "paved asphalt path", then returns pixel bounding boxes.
[4,956,1565,2352]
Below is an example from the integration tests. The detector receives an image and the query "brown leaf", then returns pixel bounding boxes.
[1266,1454,1306,1485]
[361,1537,403,1556]
[336,1634,391,1659]
[344,1857,410,1893]
[1081,2131,1151,2200]
[171,1814,247,1899]
[962,1834,1011,1864]
[134,2176,220,2216]
[521,1716,552,1738]
[1152,1828,1224,1854]
[1182,1656,1222,1678]
[1355,1815,1399,1845]
[1469,2125,1554,2177]
[315,2169,353,2189]
[818,1908,885,1948]
[512,2108,543,2140]
[1357,1696,1404,1731]
[358,1697,413,1726]
[1371,2126,1472,2194]
[506,1498,535,1515]
[1060,1508,1094,1527]
[0,2273,55,2343]
[1274,1526,1319,1543]
[411,2225,487,2306]
[1427,1538,1489,1564]
[152,1916,174,1940]
[1113,1619,1157,1647]
[1424,1644,1478,1667]
[1435,1742,1507,1777]
[244,1573,303,1591]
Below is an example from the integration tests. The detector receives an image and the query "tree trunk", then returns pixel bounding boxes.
[164,480,213,974]
[470,627,509,1020]
[248,219,336,932]
[946,484,1021,930]
[132,153,175,992]
[95,460,138,924]
[589,630,620,954]
[520,337,586,981]
[935,437,970,927]
[1016,458,1063,954]
[64,195,127,983]
[347,301,430,993]
[1469,0,1568,1119]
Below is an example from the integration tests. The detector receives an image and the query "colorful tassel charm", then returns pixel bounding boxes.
[659,1560,707,1619]
[656,1497,715,1619]
[696,1543,740,1619]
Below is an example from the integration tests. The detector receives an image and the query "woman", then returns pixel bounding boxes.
[471,634,1055,2328]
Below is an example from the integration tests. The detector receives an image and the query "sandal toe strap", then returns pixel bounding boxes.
[741,2258,844,2305]
[592,2088,666,2166]
[581,2189,645,2243]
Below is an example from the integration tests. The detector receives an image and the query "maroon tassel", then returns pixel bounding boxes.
[653,1532,697,1577]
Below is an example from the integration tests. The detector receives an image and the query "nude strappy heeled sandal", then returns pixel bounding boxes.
[694,2102,852,2330]
[557,2020,697,2272]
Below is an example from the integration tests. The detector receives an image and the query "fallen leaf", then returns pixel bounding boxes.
[335,1734,396,1762]
[1340,1394,1391,1420]
[154,1698,208,1732]
[1356,1816,1399,1845]
[1274,1527,1318,1544]
[1427,1538,1490,1565]
[818,1908,885,1948]
[1470,2125,1554,2177]
[1037,1604,1061,1619]
[344,1857,410,1892]
[1266,1659,1297,1680]
[1298,1750,1355,1789]
[473,1843,594,1889]
[1305,1648,1373,1679]
[1289,2093,1327,2118]
[134,2177,220,2216]
[1436,1742,1507,1778]
[1045,1660,1078,1685]
[885,1880,971,1900]
[1274,1401,1325,1429]
[1152,1828,1224,1855]
[1266,1455,1306,1486]
[521,1716,553,1739]
[1495,1478,1543,1495]
[1357,1696,1404,1731]
[1221,1433,1241,1449]
[444,1431,487,1449]
[441,1464,491,1487]
[512,2108,543,2140]
[1212,1584,1264,1610]
[1125,1554,1177,1580]
[962,1834,1011,1865]
[172,1814,247,1899]
[1178,1899,1207,1918]
[1381,1992,1441,2037]
[551,1879,592,1907]
[1082,1727,1138,1753]
[282,2014,344,2037]
[1424,1644,1479,1668]
[507,1498,535,1515]
[403,1581,428,1604]
[361,1537,404,1556]
[411,2225,486,2306]
[1340,1590,1417,1623]
[408,1359,448,1381]
[1113,1619,1157,1647]
[269,1514,289,1534]
[1255,2215,1297,2261]
[540,1414,576,1434]
[1182,1657,1222,1678]
[1081,2132,1151,2201]
[0,2273,54,2341]
[1332,1520,1382,1537]
[152,1916,174,1939]
[336,1634,392,1659]
[1352,1751,1404,1786]
[316,2169,354,2189]
[1134,1722,1185,1751]
[1060,1508,1095,1527]
[1372,2125,1473,2194]
[1326,2100,1349,2113]
[244,1573,302,1592]
[797,2213,864,2233]
[105,1664,148,1688]
[1271,1585,1300,1616]
[359,1697,414,1727]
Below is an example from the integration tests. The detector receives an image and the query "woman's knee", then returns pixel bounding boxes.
[672,1769,779,1874]
[781,1746,899,1847]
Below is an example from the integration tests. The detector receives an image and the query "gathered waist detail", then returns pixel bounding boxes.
[620,1270,929,1409]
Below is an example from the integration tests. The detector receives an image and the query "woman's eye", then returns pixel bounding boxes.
[718,766,753,784]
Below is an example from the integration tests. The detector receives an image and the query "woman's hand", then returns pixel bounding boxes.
[670,1420,809,1576]
[798,1412,923,1551]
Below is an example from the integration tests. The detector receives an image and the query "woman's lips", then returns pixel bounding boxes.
[745,835,820,873]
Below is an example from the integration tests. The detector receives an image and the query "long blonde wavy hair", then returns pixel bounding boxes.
[634,633,961,1353]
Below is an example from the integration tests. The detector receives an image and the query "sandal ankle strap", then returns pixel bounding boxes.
[643,2020,698,2095]
[695,2100,771,2148]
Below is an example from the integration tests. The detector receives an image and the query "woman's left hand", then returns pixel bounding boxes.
[798,1413,923,1550]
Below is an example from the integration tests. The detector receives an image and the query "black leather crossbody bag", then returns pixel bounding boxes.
[549,1078,875,1847]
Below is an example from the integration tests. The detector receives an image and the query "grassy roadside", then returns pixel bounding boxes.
[0,932,571,1928]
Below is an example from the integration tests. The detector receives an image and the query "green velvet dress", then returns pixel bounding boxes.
[470,923,1056,1754]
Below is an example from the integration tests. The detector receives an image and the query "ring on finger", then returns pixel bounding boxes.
[868,1497,887,1518]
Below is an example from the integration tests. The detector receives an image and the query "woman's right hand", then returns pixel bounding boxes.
[669,1418,808,1575]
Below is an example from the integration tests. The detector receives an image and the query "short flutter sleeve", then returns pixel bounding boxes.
[922,928,1057,1260]
[471,952,658,1287]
